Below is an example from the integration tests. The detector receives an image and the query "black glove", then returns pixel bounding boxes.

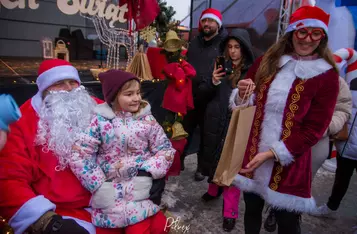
[137,170,166,205]
[150,178,166,205]
[43,215,89,234]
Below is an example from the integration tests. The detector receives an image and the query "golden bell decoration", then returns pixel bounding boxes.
[163,30,183,53]
[171,121,188,140]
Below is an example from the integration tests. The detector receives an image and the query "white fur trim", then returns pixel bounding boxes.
[201,13,222,27]
[94,101,152,120]
[62,216,95,234]
[9,195,56,234]
[279,55,332,79]
[31,65,81,114]
[253,61,297,187]
[229,88,255,110]
[37,65,80,93]
[232,174,317,213]
[285,18,328,34]
[94,103,116,119]
[271,141,295,166]
[229,88,239,110]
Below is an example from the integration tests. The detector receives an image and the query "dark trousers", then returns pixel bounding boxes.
[243,193,301,234]
[327,154,357,210]
[182,107,205,171]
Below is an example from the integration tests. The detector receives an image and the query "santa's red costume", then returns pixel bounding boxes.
[0,59,122,234]
[229,6,339,217]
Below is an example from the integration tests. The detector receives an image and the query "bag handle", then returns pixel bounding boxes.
[240,82,254,107]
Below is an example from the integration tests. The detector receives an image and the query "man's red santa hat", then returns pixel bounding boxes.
[31,59,81,113]
[199,8,223,31]
[285,6,330,34]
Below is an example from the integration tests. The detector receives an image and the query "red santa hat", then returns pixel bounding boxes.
[199,8,222,31]
[285,6,330,34]
[31,59,81,113]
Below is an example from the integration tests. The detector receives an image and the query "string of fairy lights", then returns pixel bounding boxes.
[80,14,135,70]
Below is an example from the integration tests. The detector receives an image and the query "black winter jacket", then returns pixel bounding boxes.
[187,28,228,107]
[199,29,255,180]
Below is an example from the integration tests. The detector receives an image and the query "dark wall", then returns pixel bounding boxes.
[0,0,126,57]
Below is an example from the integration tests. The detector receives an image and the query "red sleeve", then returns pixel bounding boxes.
[244,56,263,81]
[92,96,104,104]
[0,119,40,219]
[271,70,339,166]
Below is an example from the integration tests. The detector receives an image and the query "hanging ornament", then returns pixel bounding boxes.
[140,26,157,43]
[148,39,158,48]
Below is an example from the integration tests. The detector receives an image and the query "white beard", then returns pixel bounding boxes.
[35,86,96,171]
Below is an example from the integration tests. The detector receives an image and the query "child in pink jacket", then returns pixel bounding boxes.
[70,70,175,233]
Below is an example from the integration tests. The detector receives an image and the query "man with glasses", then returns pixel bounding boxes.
[183,8,228,181]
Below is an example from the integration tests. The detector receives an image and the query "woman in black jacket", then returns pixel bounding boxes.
[198,28,255,232]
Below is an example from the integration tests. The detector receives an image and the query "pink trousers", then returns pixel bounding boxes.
[208,183,241,218]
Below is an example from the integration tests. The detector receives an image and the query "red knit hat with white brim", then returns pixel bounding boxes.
[285,6,330,34]
[31,59,81,113]
[199,8,223,30]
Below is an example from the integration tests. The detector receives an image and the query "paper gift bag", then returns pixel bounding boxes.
[213,105,256,186]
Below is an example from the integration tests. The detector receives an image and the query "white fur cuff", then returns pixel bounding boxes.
[229,88,255,110]
[132,176,153,201]
[91,182,116,209]
[271,141,294,166]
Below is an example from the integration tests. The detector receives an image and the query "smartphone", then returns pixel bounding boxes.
[216,56,225,71]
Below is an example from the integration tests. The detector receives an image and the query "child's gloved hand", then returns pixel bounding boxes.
[0,94,21,132]
[135,170,166,205]
[132,171,153,201]
[91,182,116,209]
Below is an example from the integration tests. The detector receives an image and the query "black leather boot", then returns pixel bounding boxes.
[180,156,185,171]
[201,187,223,202]
[223,218,236,232]
[264,208,277,232]
[194,170,205,181]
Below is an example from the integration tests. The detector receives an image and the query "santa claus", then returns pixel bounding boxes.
[0,59,118,234]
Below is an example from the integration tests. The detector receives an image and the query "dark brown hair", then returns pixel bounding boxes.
[224,38,246,88]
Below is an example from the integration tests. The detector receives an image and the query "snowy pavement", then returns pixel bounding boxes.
[163,154,357,234]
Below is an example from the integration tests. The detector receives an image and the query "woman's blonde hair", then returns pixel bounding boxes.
[254,32,339,90]
[224,38,246,88]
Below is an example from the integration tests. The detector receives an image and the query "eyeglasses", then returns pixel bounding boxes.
[294,28,325,41]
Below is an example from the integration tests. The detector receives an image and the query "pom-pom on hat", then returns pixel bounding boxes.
[199,8,223,31]
[285,6,330,34]
[31,59,80,113]
[98,69,140,104]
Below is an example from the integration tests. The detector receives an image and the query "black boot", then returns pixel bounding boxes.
[194,170,205,181]
[264,208,277,232]
[180,156,185,171]
[223,218,236,232]
[201,187,223,202]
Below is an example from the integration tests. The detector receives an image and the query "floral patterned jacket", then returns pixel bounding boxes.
[70,101,175,228]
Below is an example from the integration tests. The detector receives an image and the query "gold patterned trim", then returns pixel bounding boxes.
[269,79,305,191]
[245,77,272,179]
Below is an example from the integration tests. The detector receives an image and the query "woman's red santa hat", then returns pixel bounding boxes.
[199,8,223,31]
[31,59,81,113]
[285,6,330,34]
